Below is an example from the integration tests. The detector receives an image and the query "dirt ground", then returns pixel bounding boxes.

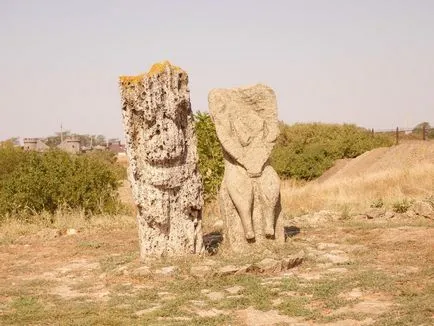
[0,214,432,325]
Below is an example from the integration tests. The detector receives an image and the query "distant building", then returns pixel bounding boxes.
[108,140,125,154]
[58,137,81,154]
[93,144,107,151]
[23,138,50,152]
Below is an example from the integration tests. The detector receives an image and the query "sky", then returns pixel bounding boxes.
[1,0,433,141]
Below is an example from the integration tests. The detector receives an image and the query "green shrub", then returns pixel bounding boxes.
[270,123,393,180]
[0,148,123,218]
[392,199,412,213]
[370,198,384,208]
[0,141,27,182]
[194,112,224,201]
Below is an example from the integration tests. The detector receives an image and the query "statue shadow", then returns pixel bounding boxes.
[284,225,300,242]
[203,231,224,255]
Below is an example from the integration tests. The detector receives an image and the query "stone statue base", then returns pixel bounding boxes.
[219,180,285,253]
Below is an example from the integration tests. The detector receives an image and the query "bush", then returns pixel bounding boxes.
[370,198,384,208]
[0,147,123,218]
[195,112,224,201]
[270,123,393,180]
[393,199,412,213]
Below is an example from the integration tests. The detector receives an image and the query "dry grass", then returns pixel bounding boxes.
[281,163,434,215]
[0,211,136,245]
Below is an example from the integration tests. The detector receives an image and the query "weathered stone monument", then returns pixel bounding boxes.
[119,61,204,259]
[209,84,284,251]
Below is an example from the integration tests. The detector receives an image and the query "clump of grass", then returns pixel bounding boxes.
[78,241,103,249]
[370,198,384,208]
[392,199,412,213]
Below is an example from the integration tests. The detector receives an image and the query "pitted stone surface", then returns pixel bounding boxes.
[209,84,283,250]
[120,61,204,259]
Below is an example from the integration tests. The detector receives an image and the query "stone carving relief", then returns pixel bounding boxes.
[120,61,203,258]
[209,84,283,249]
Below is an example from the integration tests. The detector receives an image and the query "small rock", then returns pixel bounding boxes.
[189,300,207,307]
[322,253,350,264]
[192,307,227,318]
[113,266,128,276]
[272,297,283,306]
[366,208,385,219]
[132,266,151,277]
[225,285,244,295]
[37,228,59,240]
[66,228,77,236]
[255,258,282,273]
[206,291,225,301]
[404,210,417,218]
[216,265,239,276]
[235,264,254,275]
[134,304,161,316]
[384,211,395,219]
[412,201,433,218]
[281,251,304,270]
[297,271,323,280]
[226,294,244,299]
[155,266,178,276]
[299,210,339,226]
[190,265,211,277]
[317,243,339,250]
[347,288,363,298]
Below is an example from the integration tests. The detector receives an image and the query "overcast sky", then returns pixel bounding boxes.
[1,0,433,141]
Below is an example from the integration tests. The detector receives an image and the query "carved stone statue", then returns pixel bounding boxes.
[209,84,283,250]
[119,61,204,259]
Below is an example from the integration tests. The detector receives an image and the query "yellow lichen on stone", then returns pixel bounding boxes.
[119,74,145,86]
[119,61,184,87]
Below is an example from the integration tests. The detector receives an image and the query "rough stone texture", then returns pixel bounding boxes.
[366,208,385,219]
[412,200,433,218]
[281,251,304,269]
[216,265,240,276]
[120,61,204,259]
[209,84,284,251]
[190,265,212,277]
[254,258,282,273]
[132,266,151,277]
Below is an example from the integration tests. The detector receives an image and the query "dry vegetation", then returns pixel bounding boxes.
[0,141,433,325]
[281,142,434,215]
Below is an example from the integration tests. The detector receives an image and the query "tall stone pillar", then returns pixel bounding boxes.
[119,61,204,259]
[209,84,284,252]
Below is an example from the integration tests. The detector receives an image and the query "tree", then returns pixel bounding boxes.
[194,111,224,201]
[412,122,433,139]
